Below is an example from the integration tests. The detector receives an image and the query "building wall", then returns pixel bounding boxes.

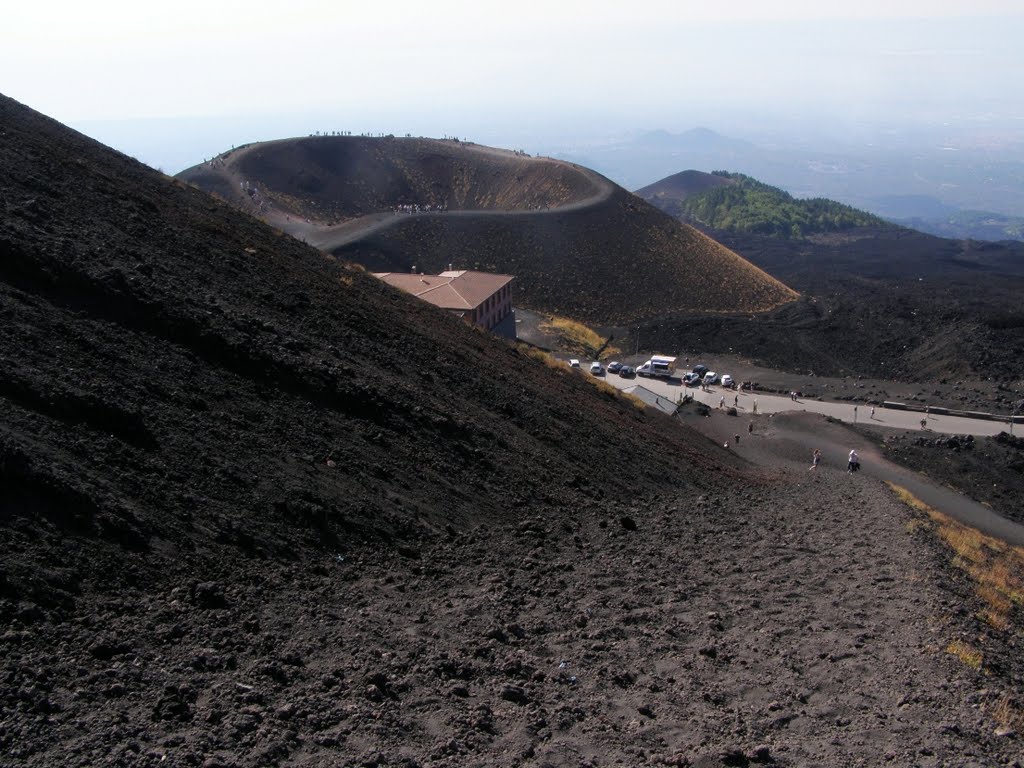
[478,282,513,333]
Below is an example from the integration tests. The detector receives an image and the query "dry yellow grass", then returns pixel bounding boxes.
[992,693,1024,732]
[946,640,983,670]
[538,315,620,360]
[517,345,649,411]
[519,345,568,373]
[887,481,1024,635]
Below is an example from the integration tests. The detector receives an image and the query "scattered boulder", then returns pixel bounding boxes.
[191,581,227,609]
[499,684,531,705]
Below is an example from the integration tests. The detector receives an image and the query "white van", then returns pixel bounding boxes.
[637,356,677,378]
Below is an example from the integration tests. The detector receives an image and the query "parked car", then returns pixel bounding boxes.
[692,364,708,377]
[683,372,701,386]
[703,371,719,385]
[618,365,635,377]
[607,361,622,373]
[590,361,605,376]
[721,374,734,388]
[569,358,580,368]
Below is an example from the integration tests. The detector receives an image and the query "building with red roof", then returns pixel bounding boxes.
[374,269,516,339]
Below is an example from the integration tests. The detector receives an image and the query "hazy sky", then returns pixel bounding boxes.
[4,1,1023,170]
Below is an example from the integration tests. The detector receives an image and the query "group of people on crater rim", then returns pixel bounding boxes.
[393,203,447,214]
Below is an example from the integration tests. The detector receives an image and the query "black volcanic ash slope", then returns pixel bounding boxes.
[5,95,1021,768]
[0,93,741,594]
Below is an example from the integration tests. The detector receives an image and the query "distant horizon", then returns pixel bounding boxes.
[63,103,1024,176]
[5,1,1022,222]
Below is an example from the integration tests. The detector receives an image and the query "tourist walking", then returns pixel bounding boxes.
[809,449,822,471]
[848,449,859,473]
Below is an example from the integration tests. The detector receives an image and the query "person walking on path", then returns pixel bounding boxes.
[734,395,738,408]
[854,405,858,423]
[809,449,822,471]
[871,406,876,419]
[720,396,725,409]
[753,399,758,415]
[848,449,859,473]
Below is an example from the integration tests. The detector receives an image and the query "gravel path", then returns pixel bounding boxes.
[8,464,1014,767]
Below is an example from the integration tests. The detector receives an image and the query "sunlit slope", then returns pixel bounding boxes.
[181,137,798,324]
[339,185,798,324]
[1,92,742,560]
[639,170,890,239]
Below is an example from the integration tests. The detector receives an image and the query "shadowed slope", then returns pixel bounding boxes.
[180,137,798,324]
[337,185,797,324]
[0,92,742,574]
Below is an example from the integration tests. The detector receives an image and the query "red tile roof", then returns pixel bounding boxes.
[374,270,513,311]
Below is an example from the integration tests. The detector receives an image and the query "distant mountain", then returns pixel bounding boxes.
[632,127,756,153]
[633,169,735,204]
[638,171,889,238]
[542,128,1024,230]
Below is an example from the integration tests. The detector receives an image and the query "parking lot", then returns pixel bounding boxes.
[570,358,1019,438]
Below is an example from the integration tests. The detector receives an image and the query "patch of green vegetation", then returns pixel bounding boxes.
[678,172,889,239]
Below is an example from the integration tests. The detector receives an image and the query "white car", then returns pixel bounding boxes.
[590,361,605,376]
[568,358,580,368]
[703,371,719,385]
[721,374,734,388]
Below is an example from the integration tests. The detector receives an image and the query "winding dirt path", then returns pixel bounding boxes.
[692,408,1024,546]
